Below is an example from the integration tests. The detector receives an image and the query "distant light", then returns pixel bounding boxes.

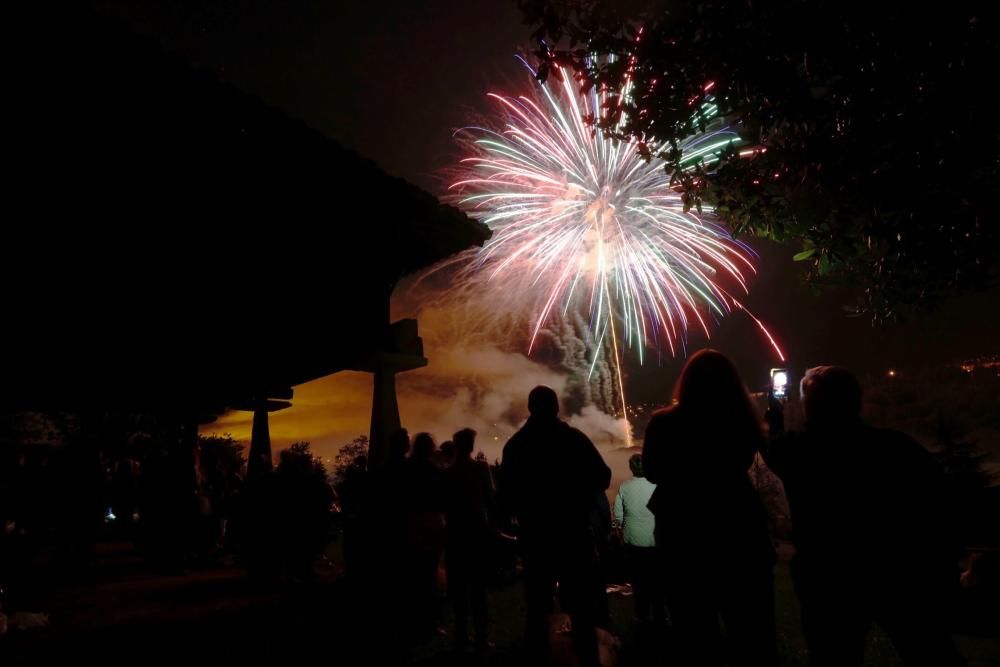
[104,508,117,522]
[887,369,897,378]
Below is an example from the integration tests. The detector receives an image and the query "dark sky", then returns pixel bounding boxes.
[95,0,998,392]
[95,0,527,193]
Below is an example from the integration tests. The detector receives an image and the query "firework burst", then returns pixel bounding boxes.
[444,60,783,437]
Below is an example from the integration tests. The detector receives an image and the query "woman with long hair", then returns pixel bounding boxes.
[643,349,777,666]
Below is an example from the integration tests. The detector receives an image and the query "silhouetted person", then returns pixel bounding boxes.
[958,549,1000,635]
[443,428,495,652]
[0,452,32,614]
[274,448,334,584]
[335,455,369,578]
[111,458,140,533]
[55,442,104,574]
[501,385,611,666]
[141,445,193,574]
[589,490,613,630]
[614,453,663,626]
[764,366,962,667]
[643,350,778,667]
[404,432,446,641]
[435,440,456,469]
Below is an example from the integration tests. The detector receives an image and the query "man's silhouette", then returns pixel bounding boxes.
[274,448,334,584]
[765,366,962,667]
[443,428,495,652]
[335,455,369,578]
[402,433,445,641]
[501,386,611,666]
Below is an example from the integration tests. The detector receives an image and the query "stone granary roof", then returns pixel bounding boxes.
[3,7,489,419]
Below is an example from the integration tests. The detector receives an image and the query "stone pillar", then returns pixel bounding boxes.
[368,366,401,468]
[247,401,272,480]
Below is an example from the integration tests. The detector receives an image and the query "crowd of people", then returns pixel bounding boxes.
[0,433,334,621]
[639,351,966,666]
[335,425,499,652]
[332,350,971,666]
[0,349,983,665]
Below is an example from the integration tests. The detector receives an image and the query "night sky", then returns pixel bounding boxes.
[93,1,999,468]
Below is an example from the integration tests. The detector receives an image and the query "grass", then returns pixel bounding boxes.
[409,556,999,666]
[1,541,996,666]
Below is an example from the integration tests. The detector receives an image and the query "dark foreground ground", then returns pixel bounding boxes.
[1,542,998,666]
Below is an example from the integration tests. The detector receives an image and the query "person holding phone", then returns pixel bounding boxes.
[764,366,963,667]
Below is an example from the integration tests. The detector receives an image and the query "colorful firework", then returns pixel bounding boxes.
[447,60,783,436]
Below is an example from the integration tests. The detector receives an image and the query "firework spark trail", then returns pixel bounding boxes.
[444,60,784,439]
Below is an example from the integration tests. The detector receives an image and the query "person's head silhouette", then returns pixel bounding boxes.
[453,428,477,458]
[628,453,644,478]
[439,440,455,465]
[674,349,746,411]
[411,432,437,462]
[800,366,862,429]
[670,349,763,469]
[387,428,410,463]
[528,385,559,419]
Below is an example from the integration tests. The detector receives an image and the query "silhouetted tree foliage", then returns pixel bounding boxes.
[285,442,328,478]
[862,366,1000,457]
[934,417,996,491]
[198,434,245,479]
[932,416,997,544]
[862,366,998,544]
[522,0,999,320]
[332,435,369,480]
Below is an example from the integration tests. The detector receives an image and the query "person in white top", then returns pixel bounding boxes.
[613,454,664,624]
